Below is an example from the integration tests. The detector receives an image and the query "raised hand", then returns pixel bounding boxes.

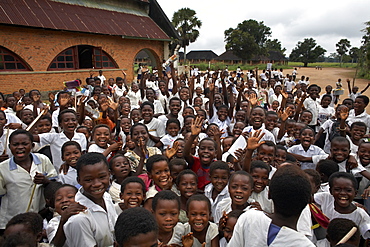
[166,141,179,159]
[48,92,55,102]
[247,93,258,106]
[339,106,349,120]
[100,100,109,112]
[280,107,292,122]
[59,94,70,107]
[190,117,203,136]
[209,81,215,92]
[281,90,288,99]
[138,137,148,158]
[15,103,24,112]
[234,148,245,162]
[108,98,119,111]
[218,211,228,232]
[182,232,194,247]
[247,129,265,150]
[60,202,86,223]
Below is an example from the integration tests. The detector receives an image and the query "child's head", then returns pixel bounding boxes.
[270,165,311,218]
[325,85,332,94]
[186,194,211,232]
[120,117,132,134]
[210,161,230,194]
[222,136,235,153]
[76,153,110,202]
[342,98,354,110]
[303,169,321,195]
[130,123,149,145]
[265,111,278,131]
[183,115,196,133]
[92,124,111,149]
[330,136,351,163]
[36,115,52,134]
[217,105,229,122]
[146,155,170,190]
[250,161,270,193]
[354,95,369,113]
[58,109,78,134]
[140,101,154,122]
[166,118,180,137]
[82,118,94,132]
[9,129,34,162]
[350,122,367,142]
[4,212,44,245]
[250,106,266,129]
[130,109,141,124]
[169,158,187,181]
[228,171,253,208]
[109,154,131,183]
[271,100,279,111]
[176,169,198,199]
[114,207,158,247]
[256,141,276,165]
[198,137,217,167]
[275,145,287,165]
[20,109,34,125]
[294,122,307,139]
[300,110,313,125]
[358,141,370,166]
[182,106,194,118]
[329,172,357,210]
[168,97,181,116]
[307,84,321,99]
[232,122,246,137]
[61,141,82,168]
[120,176,146,209]
[326,218,360,247]
[54,184,78,215]
[152,190,180,233]
[44,181,63,209]
[316,159,339,183]
[76,125,91,141]
[321,94,332,108]
[299,127,315,150]
[196,109,207,120]
[206,123,219,137]
[222,210,245,243]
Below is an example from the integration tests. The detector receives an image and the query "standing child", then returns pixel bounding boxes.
[318,94,335,130]
[63,152,118,246]
[176,170,198,224]
[87,124,122,159]
[157,118,182,150]
[58,141,82,188]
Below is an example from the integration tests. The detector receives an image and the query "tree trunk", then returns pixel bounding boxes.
[304,62,308,67]
[183,46,187,65]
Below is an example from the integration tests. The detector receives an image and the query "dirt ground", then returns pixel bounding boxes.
[292,67,370,111]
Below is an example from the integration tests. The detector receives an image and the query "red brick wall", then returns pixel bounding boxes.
[0,25,164,94]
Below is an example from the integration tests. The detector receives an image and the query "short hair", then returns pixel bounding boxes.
[114,207,158,247]
[140,101,154,111]
[58,109,77,124]
[301,110,313,117]
[146,154,168,173]
[169,158,187,170]
[109,154,128,170]
[91,124,111,136]
[169,97,181,105]
[331,136,350,147]
[166,118,181,129]
[350,121,367,130]
[269,165,311,217]
[5,212,43,235]
[303,169,321,187]
[286,154,297,163]
[327,218,360,245]
[1,232,35,246]
[276,145,287,152]
[357,95,369,106]
[152,190,180,212]
[176,169,198,186]
[199,137,218,150]
[130,123,149,137]
[209,161,230,175]
[120,176,146,195]
[39,115,52,124]
[307,84,321,92]
[116,76,123,82]
[227,209,245,219]
[250,160,271,173]
[299,126,314,136]
[76,125,89,132]
[321,94,332,101]
[217,104,229,111]
[316,159,339,178]
[329,172,357,190]
[9,129,33,143]
[183,114,196,122]
[257,140,276,153]
[61,141,81,158]
[251,106,266,116]
[342,98,354,104]
[230,170,254,187]
[76,152,109,176]
[43,181,63,204]
[186,194,211,213]
[266,111,278,117]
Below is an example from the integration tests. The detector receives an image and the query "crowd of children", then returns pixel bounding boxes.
[0,66,370,246]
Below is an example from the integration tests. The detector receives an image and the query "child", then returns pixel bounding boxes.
[88,124,122,159]
[326,218,360,247]
[58,141,82,188]
[63,152,118,246]
[347,121,367,154]
[152,190,184,246]
[115,176,146,215]
[0,130,57,230]
[250,161,273,214]
[218,210,245,247]
[204,161,230,218]
[275,145,287,166]
[228,165,314,246]
[176,170,198,224]
[108,154,134,203]
[314,172,370,240]
[214,171,256,224]
[144,154,172,210]
[168,158,187,195]
[158,118,182,150]
[114,207,158,247]
[46,184,86,247]
[166,139,186,161]
[303,84,321,129]
[318,94,335,128]
[316,159,339,193]
[183,194,219,247]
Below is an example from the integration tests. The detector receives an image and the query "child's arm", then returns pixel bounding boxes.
[221,71,229,106]
[208,80,216,119]
[339,106,349,136]
[213,128,223,161]
[102,142,122,157]
[294,93,307,122]
[133,139,146,176]
[235,84,244,111]
[227,84,235,119]
[361,81,370,94]
[189,76,195,105]
[346,79,352,95]
[277,107,292,141]
[211,235,220,247]
[170,64,178,96]
[243,130,265,173]
[139,71,147,100]
[184,117,202,169]
[279,91,288,111]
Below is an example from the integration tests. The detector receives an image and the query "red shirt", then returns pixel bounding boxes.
[191,156,211,190]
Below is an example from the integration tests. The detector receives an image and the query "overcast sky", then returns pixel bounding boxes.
[157,0,369,57]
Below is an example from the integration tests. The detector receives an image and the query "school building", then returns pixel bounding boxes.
[0,0,178,94]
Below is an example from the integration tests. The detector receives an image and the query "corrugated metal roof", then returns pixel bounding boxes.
[0,0,170,40]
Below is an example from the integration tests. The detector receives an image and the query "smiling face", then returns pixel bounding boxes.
[169,100,181,116]
[120,182,144,209]
[166,122,180,137]
[308,86,320,99]
[178,174,197,199]
[350,125,366,141]
[120,118,132,134]
[250,108,265,129]
[20,109,34,125]
[93,126,110,149]
[217,107,228,122]
[330,141,350,163]
[153,199,179,233]
[60,112,78,134]
[36,119,52,134]
[321,96,331,108]
[141,105,154,123]
[198,140,216,166]
[182,108,194,118]
[257,144,275,165]
[187,200,210,233]
[222,138,233,153]
[358,143,370,166]
[300,128,315,150]
[300,112,313,125]
[210,169,229,193]
[131,125,149,145]
[9,134,33,163]
[78,161,110,203]
[330,177,356,211]
[149,161,170,190]
[251,168,269,193]
[233,122,246,137]
[228,174,252,208]
[130,110,141,124]
[223,216,237,243]
[111,156,131,182]
[54,186,77,215]
[179,88,190,101]
[265,114,278,131]
[62,145,81,168]
[354,97,366,114]
[275,149,287,165]
[294,123,306,139]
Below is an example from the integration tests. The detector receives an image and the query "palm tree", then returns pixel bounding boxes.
[172,8,202,64]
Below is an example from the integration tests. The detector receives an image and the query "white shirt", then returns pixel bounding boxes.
[285,80,296,92]
[58,166,80,188]
[204,183,230,219]
[347,109,370,133]
[46,215,66,246]
[140,118,166,147]
[109,180,122,204]
[88,143,113,160]
[39,132,87,171]
[268,93,283,105]
[160,133,183,150]
[250,187,273,214]
[0,129,14,158]
[317,106,335,127]
[209,115,231,138]
[303,97,320,125]
[113,84,126,101]
[0,153,58,229]
[126,90,141,109]
[213,197,255,225]
[97,75,106,86]
[312,155,366,177]
[287,144,326,170]
[184,222,218,247]
[158,115,184,128]
[64,190,118,247]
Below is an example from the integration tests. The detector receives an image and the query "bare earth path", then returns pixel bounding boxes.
[293,67,370,111]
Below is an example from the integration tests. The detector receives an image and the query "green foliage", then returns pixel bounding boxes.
[349,47,360,63]
[336,39,351,67]
[224,19,272,60]
[289,38,326,67]
[265,39,286,55]
[288,62,357,68]
[189,62,291,71]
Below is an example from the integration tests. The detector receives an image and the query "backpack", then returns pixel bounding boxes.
[328,120,341,141]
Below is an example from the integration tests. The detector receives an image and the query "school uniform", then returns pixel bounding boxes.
[126,90,141,109]
[204,183,230,219]
[0,153,58,229]
[312,154,366,177]
[287,144,326,170]
[165,222,185,246]
[160,133,183,150]
[183,222,218,247]
[58,166,80,188]
[0,129,14,158]
[347,109,370,133]
[140,118,166,147]
[113,85,126,102]
[213,197,255,225]
[108,180,122,204]
[88,143,113,160]
[158,115,184,129]
[64,190,118,247]
[250,187,273,214]
[46,214,65,246]
[242,125,276,144]
[39,132,87,171]
[228,209,315,247]
[303,97,320,126]
[209,115,231,138]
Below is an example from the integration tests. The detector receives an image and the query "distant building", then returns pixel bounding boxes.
[182,50,218,64]
[0,0,178,93]
[215,50,287,65]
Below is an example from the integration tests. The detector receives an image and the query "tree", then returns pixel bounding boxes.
[349,47,360,63]
[172,8,202,64]
[289,38,326,67]
[336,39,351,67]
[224,19,271,60]
[265,39,286,56]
